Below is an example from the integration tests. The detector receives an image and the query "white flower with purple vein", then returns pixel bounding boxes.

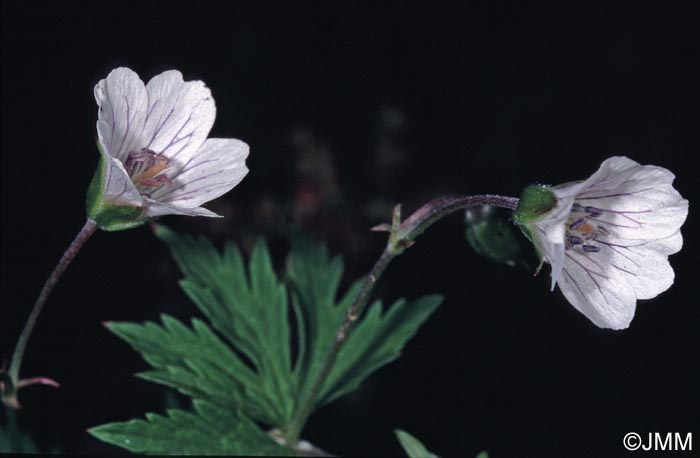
[514,156,688,330]
[87,67,249,230]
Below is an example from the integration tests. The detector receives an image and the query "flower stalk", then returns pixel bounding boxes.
[284,194,518,444]
[2,219,97,408]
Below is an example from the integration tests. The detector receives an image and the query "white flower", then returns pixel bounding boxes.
[515,156,688,330]
[88,67,249,229]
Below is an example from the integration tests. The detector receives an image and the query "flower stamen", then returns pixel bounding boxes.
[125,148,172,193]
[565,204,608,253]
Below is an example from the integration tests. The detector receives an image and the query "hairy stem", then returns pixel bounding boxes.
[285,246,395,443]
[284,194,518,444]
[7,220,98,386]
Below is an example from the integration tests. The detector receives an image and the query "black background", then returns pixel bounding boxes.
[1,2,699,456]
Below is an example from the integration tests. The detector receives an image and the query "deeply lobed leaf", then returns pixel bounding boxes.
[89,400,287,455]
[286,232,443,409]
[94,226,441,454]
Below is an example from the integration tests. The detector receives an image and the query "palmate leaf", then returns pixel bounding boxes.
[323,294,442,404]
[92,226,441,454]
[154,226,294,426]
[105,315,279,425]
[89,400,287,455]
[286,234,443,408]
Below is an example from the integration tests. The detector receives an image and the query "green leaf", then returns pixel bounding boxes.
[285,233,351,406]
[286,233,442,407]
[153,225,294,426]
[89,400,287,455]
[96,226,441,453]
[395,429,438,458]
[323,294,442,404]
[106,315,278,425]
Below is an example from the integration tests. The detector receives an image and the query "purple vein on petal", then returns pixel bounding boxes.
[114,95,131,160]
[594,239,641,268]
[145,104,178,149]
[611,264,637,277]
[565,252,610,304]
[157,169,228,201]
[575,188,654,200]
[563,267,588,301]
[176,155,220,181]
[587,217,643,229]
[160,112,194,157]
[144,99,160,124]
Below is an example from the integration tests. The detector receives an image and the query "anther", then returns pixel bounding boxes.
[569,218,586,230]
[568,235,584,245]
[582,245,600,253]
[584,206,603,217]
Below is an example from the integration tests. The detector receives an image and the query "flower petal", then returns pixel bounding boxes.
[95,67,148,162]
[143,198,221,218]
[558,248,637,330]
[140,70,216,163]
[574,156,688,241]
[531,222,566,290]
[151,138,249,208]
[593,230,682,300]
[101,153,143,208]
[534,181,589,289]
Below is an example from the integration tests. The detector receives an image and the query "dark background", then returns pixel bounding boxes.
[1,2,698,456]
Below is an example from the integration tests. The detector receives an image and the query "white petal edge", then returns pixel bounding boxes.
[95,67,148,162]
[151,138,250,208]
[141,71,216,164]
[593,230,682,300]
[143,198,222,218]
[574,156,688,241]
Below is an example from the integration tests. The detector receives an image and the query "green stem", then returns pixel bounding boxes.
[7,220,97,385]
[284,194,518,444]
[6,406,20,452]
[286,246,395,444]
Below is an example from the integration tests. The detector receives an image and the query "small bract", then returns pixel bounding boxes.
[514,156,688,330]
[87,67,249,230]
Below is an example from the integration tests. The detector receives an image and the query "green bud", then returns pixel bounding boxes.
[464,206,522,266]
[85,146,147,231]
[512,185,557,225]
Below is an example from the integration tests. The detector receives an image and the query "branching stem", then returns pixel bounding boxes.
[284,194,518,444]
[2,219,97,408]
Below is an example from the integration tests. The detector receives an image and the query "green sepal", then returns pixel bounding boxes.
[512,185,557,225]
[512,187,551,272]
[86,142,146,231]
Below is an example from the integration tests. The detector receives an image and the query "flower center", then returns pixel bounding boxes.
[565,203,608,253]
[125,149,173,195]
